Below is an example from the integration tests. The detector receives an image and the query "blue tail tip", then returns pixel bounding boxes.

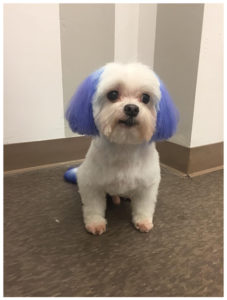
[64,167,78,184]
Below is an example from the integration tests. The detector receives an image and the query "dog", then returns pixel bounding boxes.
[65,62,179,235]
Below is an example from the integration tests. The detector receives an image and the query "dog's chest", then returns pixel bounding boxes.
[87,139,160,197]
[101,158,152,196]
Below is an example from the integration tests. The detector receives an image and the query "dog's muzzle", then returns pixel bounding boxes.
[119,117,137,127]
[124,104,139,117]
[119,104,139,127]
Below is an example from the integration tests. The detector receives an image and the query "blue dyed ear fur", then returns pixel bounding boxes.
[151,80,179,142]
[66,68,104,135]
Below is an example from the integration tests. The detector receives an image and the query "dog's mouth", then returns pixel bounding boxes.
[118,117,138,127]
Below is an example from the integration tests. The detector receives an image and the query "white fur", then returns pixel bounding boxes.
[77,63,161,235]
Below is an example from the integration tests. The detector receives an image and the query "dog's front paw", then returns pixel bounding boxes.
[85,217,107,235]
[133,216,153,233]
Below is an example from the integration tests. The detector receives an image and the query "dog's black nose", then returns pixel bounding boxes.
[124,104,139,117]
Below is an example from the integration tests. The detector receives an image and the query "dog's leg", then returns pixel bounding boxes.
[112,195,121,205]
[131,183,159,233]
[80,188,107,235]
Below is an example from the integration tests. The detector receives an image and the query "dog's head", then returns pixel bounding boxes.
[66,63,179,144]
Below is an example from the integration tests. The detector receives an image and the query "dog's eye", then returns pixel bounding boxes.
[141,93,150,104]
[107,90,119,102]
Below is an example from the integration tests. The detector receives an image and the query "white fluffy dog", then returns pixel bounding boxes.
[65,63,179,235]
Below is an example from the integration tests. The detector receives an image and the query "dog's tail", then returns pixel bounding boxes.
[64,167,78,184]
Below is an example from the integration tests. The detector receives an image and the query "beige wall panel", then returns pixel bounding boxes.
[59,4,115,137]
[154,4,204,147]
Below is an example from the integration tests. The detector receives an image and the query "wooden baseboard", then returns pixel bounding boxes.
[4,136,91,172]
[188,165,223,178]
[156,141,190,174]
[4,137,223,176]
[156,141,223,175]
[188,142,223,174]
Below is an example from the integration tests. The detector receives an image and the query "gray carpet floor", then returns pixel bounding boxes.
[4,164,223,297]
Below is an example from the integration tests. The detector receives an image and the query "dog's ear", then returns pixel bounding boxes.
[66,68,104,135]
[151,80,179,142]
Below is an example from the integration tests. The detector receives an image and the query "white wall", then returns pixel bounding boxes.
[114,4,140,63]
[4,4,65,144]
[191,4,224,147]
[137,4,157,68]
[4,4,223,148]
[4,3,157,145]
[114,4,157,68]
